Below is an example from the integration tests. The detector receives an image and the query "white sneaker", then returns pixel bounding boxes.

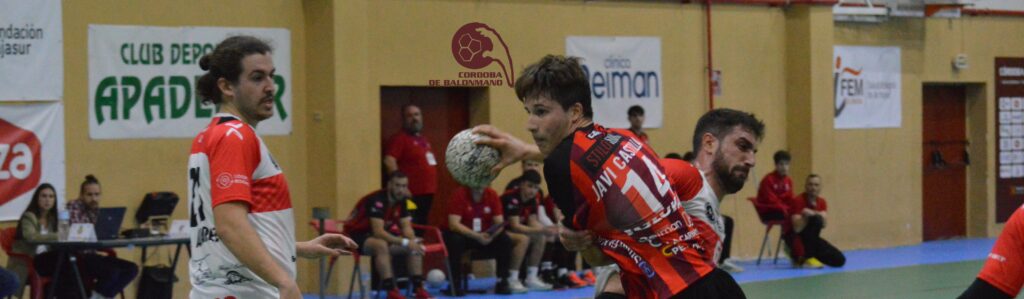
[720,258,745,273]
[524,276,553,290]
[507,278,529,293]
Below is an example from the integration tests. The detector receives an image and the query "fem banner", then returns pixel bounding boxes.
[833,46,902,129]
[0,103,65,221]
[567,36,663,128]
[0,0,63,101]
[88,25,292,139]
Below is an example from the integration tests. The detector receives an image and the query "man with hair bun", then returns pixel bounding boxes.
[188,35,356,299]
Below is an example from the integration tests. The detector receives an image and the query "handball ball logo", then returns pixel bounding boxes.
[451,22,515,86]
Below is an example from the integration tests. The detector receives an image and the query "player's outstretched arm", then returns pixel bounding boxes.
[473,125,544,176]
[297,233,359,259]
[214,201,301,298]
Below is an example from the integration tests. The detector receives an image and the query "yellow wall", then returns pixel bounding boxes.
[6,0,1024,297]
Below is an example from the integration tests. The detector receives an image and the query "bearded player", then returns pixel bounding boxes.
[595,109,764,298]
[475,55,748,298]
[188,36,357,299]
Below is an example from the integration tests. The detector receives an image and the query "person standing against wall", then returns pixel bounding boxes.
[627,105,649,146]
[385,104,439,225]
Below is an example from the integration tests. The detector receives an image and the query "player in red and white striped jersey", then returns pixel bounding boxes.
[188,36,355,299]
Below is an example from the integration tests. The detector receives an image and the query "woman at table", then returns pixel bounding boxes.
[8,183,59,298]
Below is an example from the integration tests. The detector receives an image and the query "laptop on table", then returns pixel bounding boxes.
[95,207,127,241]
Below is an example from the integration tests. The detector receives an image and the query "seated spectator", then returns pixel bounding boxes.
[343,172,433,299]
[787,174,846,268]
[537,195,588,289]
[58,175,139,299]
[756,150,794,220]
[503,162,590,288]
[504,160,543,191]
[7,183,58,298]
[444,186,528,295]
[501,170,557,290]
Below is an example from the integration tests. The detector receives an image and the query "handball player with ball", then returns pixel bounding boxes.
[470,55,746,299]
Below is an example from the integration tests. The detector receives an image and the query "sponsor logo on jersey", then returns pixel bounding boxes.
[196,226,220,247]
[216,173,232,189]
[581,132,623,174]
[216,172,250,189]
[224,271,253,285]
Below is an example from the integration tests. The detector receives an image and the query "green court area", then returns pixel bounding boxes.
[741,261,1020,299]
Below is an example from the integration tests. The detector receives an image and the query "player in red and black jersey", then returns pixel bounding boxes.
[476,55,751,299]
[960,205,1024,299]
[343,172,433,299]
[502,170,559,290]
[595,109,766,298]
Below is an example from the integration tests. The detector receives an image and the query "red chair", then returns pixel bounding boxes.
[1,227,48,299]
[410,224,452,279]
[309,219,367,299]
[748,197,788,265]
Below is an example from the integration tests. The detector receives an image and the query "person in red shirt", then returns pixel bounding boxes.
[627,105,649,146]
[384,104,438,225]
[757,150,808,266]
[443,186,528,296]
[343,172,433,299]
[756,150,793,215]
[960,205,1024,299]
[475,55,748,299]
[787,174,845,268]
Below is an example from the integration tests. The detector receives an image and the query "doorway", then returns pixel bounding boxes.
[922,85,968,241]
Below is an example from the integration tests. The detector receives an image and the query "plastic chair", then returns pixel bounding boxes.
[748,197,787,265]
[1,227,48,299]
[309,219,367,298]
[410,224,452,286]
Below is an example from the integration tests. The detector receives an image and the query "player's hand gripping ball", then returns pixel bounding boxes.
[446,129,501,188]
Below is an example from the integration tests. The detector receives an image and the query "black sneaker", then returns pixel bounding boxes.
[543,271,564,289]
[495,279,513,295]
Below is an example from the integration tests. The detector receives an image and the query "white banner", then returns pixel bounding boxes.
[88,25,292,139]
[833,46,902,129]
[0,103,65,221]
[567,36,663,128]
[0,0,63,101]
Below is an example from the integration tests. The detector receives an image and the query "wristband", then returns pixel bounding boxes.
[401,238,409,247]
